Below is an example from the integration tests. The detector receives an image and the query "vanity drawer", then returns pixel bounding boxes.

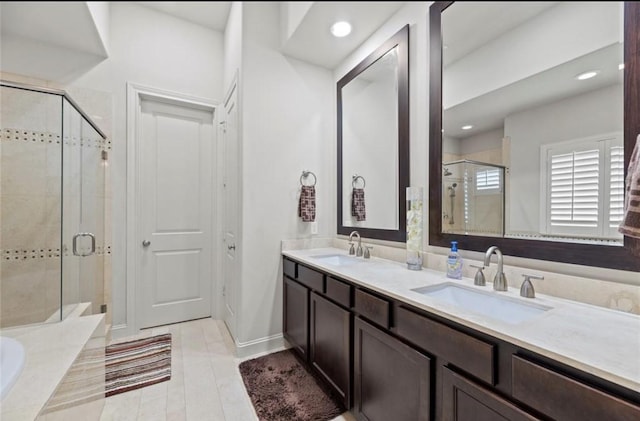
[512,356,640,421]
[354,288,390,329]
[396,306,495,385]
[283,258,297,279]
[298,265,325,292]
[326,276,352,308]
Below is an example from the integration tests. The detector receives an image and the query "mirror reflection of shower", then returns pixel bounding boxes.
[442,160,505,236]
[447,183,457,224]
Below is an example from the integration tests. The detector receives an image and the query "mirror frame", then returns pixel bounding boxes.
[428,1,640,271]
[337,24,410,242]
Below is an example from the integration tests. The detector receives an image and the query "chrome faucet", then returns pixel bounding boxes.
[484,246,508,291]
[349,231,363,257]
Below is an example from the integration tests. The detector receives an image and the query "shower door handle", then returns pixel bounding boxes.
[72,232,96,257]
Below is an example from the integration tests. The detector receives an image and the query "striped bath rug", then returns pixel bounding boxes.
[105,333,172,397]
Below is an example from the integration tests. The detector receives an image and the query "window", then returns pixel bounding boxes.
[475,167,502,193]
[541,134,623,238]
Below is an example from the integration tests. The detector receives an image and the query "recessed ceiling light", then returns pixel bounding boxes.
[461,125,473,130]
[619,63,625,70]
[575,70,599,81]
[330,21,352,38]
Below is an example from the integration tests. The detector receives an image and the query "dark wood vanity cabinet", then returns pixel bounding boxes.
[354,317,431,421]
[284,259,353,406]
[442,368,540,421]
[310,291,351,408]
[283,276,309,360]
[282,256,640,421]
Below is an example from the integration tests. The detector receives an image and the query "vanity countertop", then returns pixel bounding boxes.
[282,247,640,393]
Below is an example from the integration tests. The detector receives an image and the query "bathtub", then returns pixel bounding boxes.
[0,336,25,400]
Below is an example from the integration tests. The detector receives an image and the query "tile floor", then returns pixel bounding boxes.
[99,318,356,421]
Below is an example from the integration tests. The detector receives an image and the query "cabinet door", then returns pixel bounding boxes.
[283,277,309,360]
[442,367,539,421]
[354,318,431,421]
[310,292,351,408]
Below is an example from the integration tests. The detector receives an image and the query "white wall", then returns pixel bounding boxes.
[342,77,398,229]
[237,2,334,346]
[66,2,225,329]
[86,2,110,54]
[280,1,313,45]
[506,84,622,233]
[459,128,503,156]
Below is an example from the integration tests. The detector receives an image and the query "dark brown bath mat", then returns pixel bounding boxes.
[105,333,172,397]
[239,349,345,421]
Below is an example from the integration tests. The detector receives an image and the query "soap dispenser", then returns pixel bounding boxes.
[446,241,463,279]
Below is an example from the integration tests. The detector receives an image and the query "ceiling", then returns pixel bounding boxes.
[134,1,231,31]
[441,1,623,140]
[133,2,404,70]
[281,2,405,70]
[0,1,108,56]
[442,2,558,67]
[443,43,623,140]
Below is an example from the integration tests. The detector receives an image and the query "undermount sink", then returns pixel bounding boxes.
[309,254,361,266]
[411,283,551,324]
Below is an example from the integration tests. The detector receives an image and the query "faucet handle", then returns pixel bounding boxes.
[364,246,373,259]
[348,242,355,255]
[470,265,485,286]
[520,274,544,298]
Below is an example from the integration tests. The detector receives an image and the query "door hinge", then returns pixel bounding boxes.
[222,286,226,297]
[100,304,108,314]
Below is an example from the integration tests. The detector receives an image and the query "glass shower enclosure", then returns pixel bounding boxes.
[0,81,107,328]
[442,160,505,237]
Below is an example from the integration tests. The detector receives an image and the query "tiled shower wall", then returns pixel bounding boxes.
[0,76,113,328]
[1,88,65,327]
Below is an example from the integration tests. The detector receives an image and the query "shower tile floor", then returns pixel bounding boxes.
[99,318,355,421]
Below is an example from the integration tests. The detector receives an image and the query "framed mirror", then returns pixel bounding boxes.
[338,25,410,242]
[429,2,640,271]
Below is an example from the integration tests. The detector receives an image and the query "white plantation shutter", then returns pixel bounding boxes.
[549,149,599,228]
[541,134,623,239]
[476,168,501,192]
[608,146,624,229]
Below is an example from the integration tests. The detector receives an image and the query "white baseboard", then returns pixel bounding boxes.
[234,333,287,359]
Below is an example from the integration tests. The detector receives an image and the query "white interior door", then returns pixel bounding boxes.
[138,96,214,329]
[222,81,239,337]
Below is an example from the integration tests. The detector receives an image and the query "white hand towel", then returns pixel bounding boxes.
[618,134,640,238]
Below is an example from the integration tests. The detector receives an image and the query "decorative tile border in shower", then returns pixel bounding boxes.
[1,128,111,150]
[2,245,111,261]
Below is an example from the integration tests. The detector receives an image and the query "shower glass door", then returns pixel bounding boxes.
[62,97,105,318]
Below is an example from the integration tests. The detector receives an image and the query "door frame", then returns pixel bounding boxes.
[124,82,219,336]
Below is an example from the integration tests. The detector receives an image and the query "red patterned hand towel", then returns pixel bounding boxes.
[351,188,366,221]
[298,186,316,222]
[619,135,640,239]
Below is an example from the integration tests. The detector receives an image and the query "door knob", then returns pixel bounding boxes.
[142,240,151,247]
[228,244,236,250]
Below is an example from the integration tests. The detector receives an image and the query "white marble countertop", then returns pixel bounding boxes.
[0,314,105,421]
[282,247,640,393]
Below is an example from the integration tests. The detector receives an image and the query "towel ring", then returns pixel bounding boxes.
[300,170,317,187]
[352,175,366,189]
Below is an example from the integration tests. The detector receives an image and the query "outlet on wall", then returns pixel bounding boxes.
[311,221,318,235]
